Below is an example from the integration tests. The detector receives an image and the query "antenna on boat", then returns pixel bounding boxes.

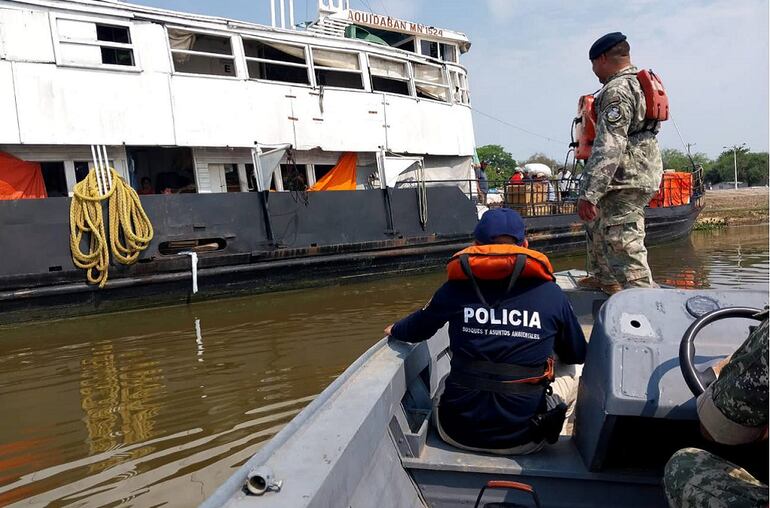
[269,0,297,29]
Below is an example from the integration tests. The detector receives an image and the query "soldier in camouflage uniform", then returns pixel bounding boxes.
[576,33,663,295]
[664,313,769,508]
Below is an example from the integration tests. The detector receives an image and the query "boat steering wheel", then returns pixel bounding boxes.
[679,307,764,397]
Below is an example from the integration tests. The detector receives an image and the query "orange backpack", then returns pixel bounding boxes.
[572,69,669,160]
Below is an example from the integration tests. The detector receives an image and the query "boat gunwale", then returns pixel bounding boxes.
[201,336,390,508]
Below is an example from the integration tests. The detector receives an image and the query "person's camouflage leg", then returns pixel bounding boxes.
[585,219,616,285]
[664,447,767,508]
[598,190,655,287]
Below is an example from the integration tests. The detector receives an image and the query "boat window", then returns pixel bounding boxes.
[441,43,458,63]
[394,38,415,53]
[74,161,90,182]
[419,40,439,59]
[54,18,136,68]
[369,56,410,96]
[168,28,235,77]
[313,164,335,183]
[413,62,449,102]
[245,163,279,191]
[126,147,196,194]
[450,69,470,105]
[74,160,116,183]
[311,48,364,89]
[223,164,242,192]
[40,162,68,197]
[244,39,310,85]
[280,163,308,191]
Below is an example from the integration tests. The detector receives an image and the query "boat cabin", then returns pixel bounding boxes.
[0,0,476,200]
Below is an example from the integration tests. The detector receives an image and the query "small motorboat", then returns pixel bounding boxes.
[202,271,767,507]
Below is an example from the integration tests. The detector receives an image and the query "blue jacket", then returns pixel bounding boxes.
[390,277,586,449]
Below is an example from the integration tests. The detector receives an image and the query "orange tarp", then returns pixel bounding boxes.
[309,152,357,191]
[649,171,692,208]
[0,151,47,200]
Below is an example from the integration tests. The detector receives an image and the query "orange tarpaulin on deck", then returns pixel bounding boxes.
[309,152,357,191]
[0,151,47,200]
[649,171,692,208]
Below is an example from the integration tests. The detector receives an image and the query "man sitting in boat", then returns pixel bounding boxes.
[385,208,586,454]
[664,311,768,508]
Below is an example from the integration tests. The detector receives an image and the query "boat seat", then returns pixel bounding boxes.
[402,428,667,507]
[403,429,590,476]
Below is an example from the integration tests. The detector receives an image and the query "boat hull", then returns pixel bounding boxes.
[0,190,702,324]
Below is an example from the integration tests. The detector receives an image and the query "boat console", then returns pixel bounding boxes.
[400,287,767,507]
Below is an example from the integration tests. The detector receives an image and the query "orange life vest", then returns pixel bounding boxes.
[573,95,596,161]
[447,244,555,283]
[637,69,669,121]
[446,244,558,396]
[572,69,669,161]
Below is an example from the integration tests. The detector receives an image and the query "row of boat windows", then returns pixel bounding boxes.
[34,159,333,197]
[53,18,470,104]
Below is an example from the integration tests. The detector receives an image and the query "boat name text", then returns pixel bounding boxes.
[347,10,444,37]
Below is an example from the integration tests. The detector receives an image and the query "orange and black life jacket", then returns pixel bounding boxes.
[573,95,597,161]
[572,69,669,160]
[445,244,557,394]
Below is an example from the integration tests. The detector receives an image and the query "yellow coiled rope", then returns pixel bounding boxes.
[69,168,154,288]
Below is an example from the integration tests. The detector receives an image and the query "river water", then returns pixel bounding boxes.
[0,226,767,506]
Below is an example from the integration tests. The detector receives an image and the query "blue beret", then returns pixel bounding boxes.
[589,32,627,60]
[474,208,526,245]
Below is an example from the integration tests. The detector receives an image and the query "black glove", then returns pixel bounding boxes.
[529,402,567,444]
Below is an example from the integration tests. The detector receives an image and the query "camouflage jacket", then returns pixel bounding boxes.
[711,315,768,427]
[580,66,663,204]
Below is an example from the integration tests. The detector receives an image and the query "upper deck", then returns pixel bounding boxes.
[0,0,475,155]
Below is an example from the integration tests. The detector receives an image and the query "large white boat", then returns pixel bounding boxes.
[0,0,482,322]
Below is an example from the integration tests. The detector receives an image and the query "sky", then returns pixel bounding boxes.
[130,0,769,162]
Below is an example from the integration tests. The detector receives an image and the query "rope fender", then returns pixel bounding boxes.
[69,168,154,288]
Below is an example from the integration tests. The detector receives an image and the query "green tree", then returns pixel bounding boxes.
[661,148,710,171]
[476,144,517,183]
[706,148,768,185]
[525,153,560,171]
[708,148,768,186]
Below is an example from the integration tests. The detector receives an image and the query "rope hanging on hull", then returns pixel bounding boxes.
[69,168,153,288]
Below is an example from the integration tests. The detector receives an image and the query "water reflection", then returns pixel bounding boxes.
[0,226,766,506]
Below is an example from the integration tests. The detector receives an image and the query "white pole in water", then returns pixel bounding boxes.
[289,0,295,28]
[270,0,276,27]
[279,0,285,28]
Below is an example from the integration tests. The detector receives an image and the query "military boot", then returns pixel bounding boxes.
[577,275,604,290]
[600,282,623,295]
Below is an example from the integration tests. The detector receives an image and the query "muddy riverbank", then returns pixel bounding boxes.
[696,188,769,228]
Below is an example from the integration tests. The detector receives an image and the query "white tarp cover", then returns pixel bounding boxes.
[369,57,408,79]
[312,48,360,70]
[395,155,475,195]
[251,144,290,191]
[383,157,419,188]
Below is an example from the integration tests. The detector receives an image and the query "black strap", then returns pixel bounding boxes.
[448,372,546,395]
[459,254,526,308]
[452,356,545,379]
[502,255,527,299]
[459,254,490,307]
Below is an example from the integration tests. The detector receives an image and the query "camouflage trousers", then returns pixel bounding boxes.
[585,189,656,287]
[664,447,768,508]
